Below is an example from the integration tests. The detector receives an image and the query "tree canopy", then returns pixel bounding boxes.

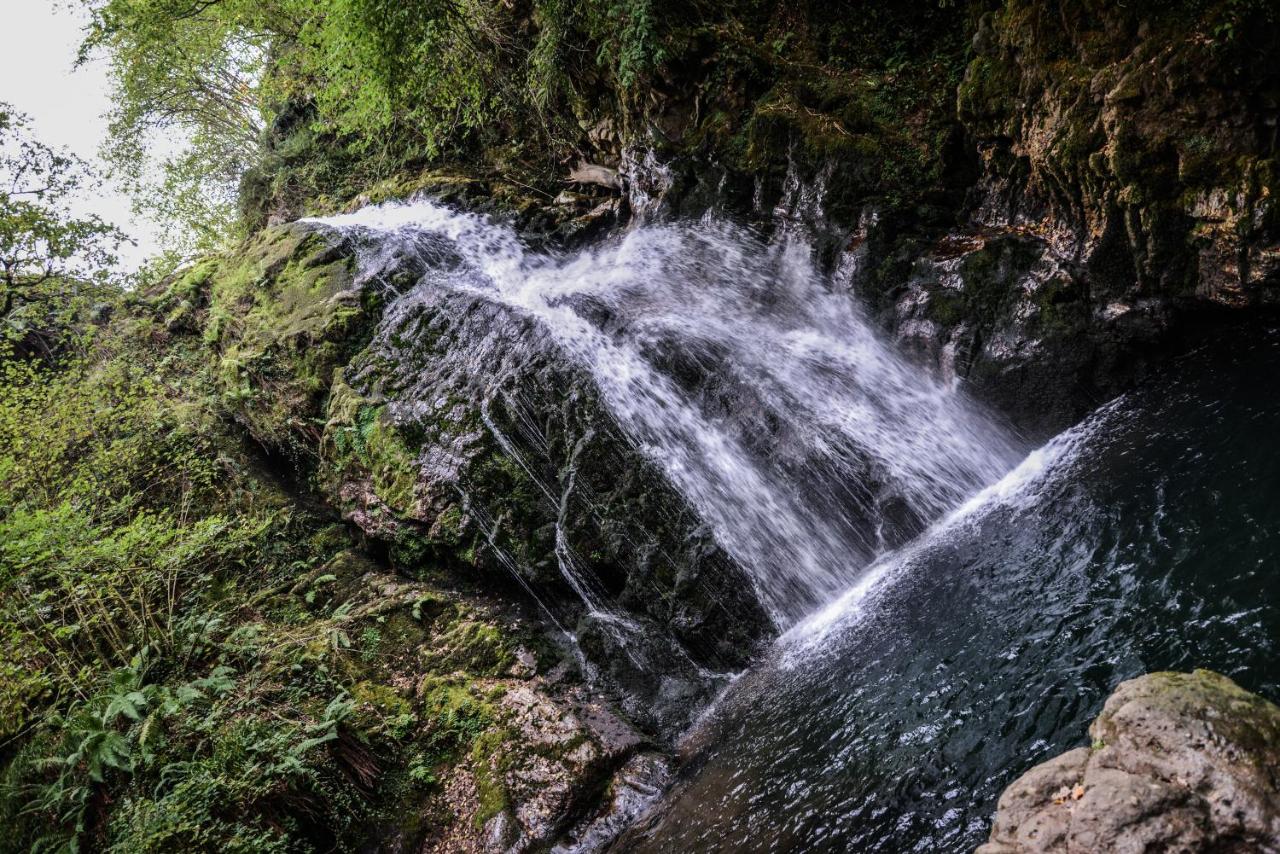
[76,0,672,240]
[0,105,125,356]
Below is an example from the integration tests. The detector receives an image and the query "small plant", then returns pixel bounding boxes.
[359,626,383,663]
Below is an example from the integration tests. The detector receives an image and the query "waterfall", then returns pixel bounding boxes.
[305,200,1023,627]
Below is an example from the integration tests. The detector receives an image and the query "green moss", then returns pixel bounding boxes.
[152,257,222,332]
[927,289,967,327]
[432,505,466,545]
[425,618,516,677]
[364,412,421,511]
[323,388,424,522]
[957,55,1020,126]
[470,727,514,828]
[362,171,484,208]
[197,224,383,459]
[420,677,497,757]
[350,680,416,736]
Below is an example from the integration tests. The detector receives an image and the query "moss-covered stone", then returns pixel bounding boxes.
[424,618,516,677]
[979,670,1280,853]
[197,224,381,463]
[959,0,1280,304]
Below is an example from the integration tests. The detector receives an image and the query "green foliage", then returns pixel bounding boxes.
[0,247,536,850]
[1206,0,1279,53]
[292,0,503,157]
[3,658,237,851]
[80,0,281,252]
[83,0,1274,249]
[76,0,699,233]
[593,0,667,88]
[0,286,370,849]
[0,105,124,356]
[4,647,368,853]
[0,342,274,736]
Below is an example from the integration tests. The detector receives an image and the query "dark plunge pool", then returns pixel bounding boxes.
[618,326,1280,852]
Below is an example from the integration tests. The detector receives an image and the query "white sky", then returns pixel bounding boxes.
[2,2,163,269]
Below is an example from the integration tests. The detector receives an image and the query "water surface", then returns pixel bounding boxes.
[622,327,1280,852]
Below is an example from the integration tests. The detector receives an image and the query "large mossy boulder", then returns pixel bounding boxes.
[978,670,1280,853]
[150,223,378,466]
[321,269,769,736]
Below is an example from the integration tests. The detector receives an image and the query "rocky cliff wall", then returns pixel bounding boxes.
[463,0,1280,438]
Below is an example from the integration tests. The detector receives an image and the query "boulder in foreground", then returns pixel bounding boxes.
[978,670,1280,853]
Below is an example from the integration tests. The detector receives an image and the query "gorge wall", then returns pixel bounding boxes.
[6,1,1280,852]
[245,0,1280,439]
[196,3,1280,846]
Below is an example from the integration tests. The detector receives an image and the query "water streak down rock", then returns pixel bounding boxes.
[303,199,1023,733]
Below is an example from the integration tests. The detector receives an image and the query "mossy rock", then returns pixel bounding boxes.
[200,224,382,460]
[424,618,516,678]
[980,670,1280,853]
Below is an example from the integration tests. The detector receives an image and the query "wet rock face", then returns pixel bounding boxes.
[471,682,649,852]
[337,280,769,737]
[958,1,1280,308]
[860,225,1173,439]
[196,212,768,743]
[978,670,1280,853]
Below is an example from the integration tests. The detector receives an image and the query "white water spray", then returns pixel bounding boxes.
[780,397,1126,656]
[305,200,1022,626]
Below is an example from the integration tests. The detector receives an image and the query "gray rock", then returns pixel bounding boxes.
[978,670,1280,853]
[551,752,672,853]
[566,162,622,192]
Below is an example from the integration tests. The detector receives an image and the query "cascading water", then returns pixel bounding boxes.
[305,199,1023,627]
[301,196,1280,852]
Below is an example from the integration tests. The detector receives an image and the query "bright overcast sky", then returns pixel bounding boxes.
[2,2,162,269]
